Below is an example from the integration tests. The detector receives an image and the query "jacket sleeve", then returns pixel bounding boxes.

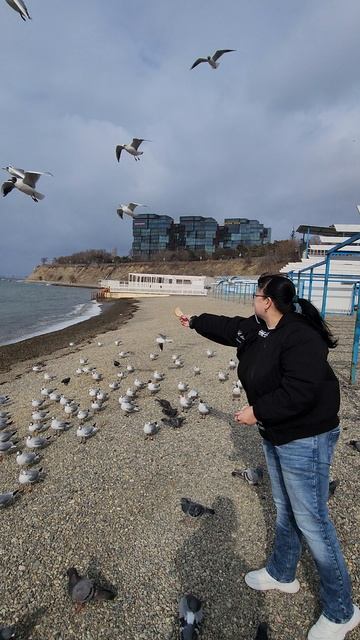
[190,313,249,347]
[253,331,330,425]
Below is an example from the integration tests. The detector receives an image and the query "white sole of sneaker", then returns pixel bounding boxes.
[244,573,300,593]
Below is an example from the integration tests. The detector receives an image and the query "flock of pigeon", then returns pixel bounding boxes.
[0,319,274,639]
[1,0,236,224]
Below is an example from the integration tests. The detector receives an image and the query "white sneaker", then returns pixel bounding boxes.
[244,567,300,593]
[308,605,360,640]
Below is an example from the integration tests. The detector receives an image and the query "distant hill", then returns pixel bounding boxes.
[27,257,288,287]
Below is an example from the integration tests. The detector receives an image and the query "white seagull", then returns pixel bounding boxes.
[4,0,31,21]
[115,138,150,162]
[2,166,52,202]
[116,202,147,219]
[190,49,236,70]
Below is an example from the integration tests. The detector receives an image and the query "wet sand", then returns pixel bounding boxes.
[0,299,138,374]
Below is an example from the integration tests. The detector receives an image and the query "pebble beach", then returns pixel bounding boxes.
[0,295,359,640]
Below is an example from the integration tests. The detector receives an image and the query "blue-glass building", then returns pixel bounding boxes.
[132,214,174,260]
[221,218,271,248]
[177,216,218,255]
[131,214,271,258]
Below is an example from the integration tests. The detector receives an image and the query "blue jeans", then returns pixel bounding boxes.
[262,427,354,624]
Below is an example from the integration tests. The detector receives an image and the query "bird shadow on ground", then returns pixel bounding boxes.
[172,496,266,640]
[13,606,47,640]
[85,557,118,598]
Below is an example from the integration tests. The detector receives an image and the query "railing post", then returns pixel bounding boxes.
[351,290,360,384]
[321,254,331,318]
[308,268,314,301]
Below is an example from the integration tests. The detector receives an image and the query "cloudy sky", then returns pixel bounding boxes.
[1,0,360,275]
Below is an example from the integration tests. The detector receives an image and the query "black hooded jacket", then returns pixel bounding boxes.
[189,311,340,445]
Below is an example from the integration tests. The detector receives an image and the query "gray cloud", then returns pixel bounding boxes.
[1,0,360,275]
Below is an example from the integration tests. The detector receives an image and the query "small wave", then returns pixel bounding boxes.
[0,300,102,346]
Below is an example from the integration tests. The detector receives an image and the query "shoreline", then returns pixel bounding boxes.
[0,298,138,373]
[25,279,101,289]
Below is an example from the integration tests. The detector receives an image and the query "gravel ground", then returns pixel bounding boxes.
[0,296,359,640]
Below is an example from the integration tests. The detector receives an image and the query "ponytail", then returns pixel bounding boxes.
[258,273,338,349]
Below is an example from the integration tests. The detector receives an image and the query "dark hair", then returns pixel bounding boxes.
[257,273,338,348]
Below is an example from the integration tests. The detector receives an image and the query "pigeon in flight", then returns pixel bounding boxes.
[255,622,269,640]
[116,138,150,162]
[2,166,52,202]
[179,594,203,639]
[116,202,147,219]
[67,567,115,612]
[180,497,215,519]
[190,49,235,70]
[4,0,31,21]
[232,467,264,485]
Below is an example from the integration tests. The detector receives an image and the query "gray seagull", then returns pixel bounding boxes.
[4,0,31,21]
[115,138,150,162]
[190,49,236,70]
[2,166,52,202]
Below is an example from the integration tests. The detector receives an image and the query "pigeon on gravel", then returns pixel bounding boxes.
[0,395,10,404]
[180,498,215,519]
[228,358,237,370]
[179,594,203,639]
[255,622,269,639]
[61,377,71,385]
[218,371,229,382]
[16,450,40,466]
[0,490,20,508]
[348,440,360,452]
[161,416,185,429]
[206,349,216,358]
[0,626,15,639]
[149,352,159,361]
[232,467,264,485]
[329,479,339,497]
[67,567,115,611]
[193,366,201,376]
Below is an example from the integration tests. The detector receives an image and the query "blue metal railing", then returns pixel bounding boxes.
[351,287,360,384]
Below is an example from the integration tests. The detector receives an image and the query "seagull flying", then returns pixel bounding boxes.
[190,49,236,70]
[115,138,150,162]
[2,166,52,202]
[116,202,147,219]
[4,0,31,21]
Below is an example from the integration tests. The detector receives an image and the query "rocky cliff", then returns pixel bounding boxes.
[27,258,286,286]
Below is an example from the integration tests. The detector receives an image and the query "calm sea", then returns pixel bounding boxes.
[0,279,101,346]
